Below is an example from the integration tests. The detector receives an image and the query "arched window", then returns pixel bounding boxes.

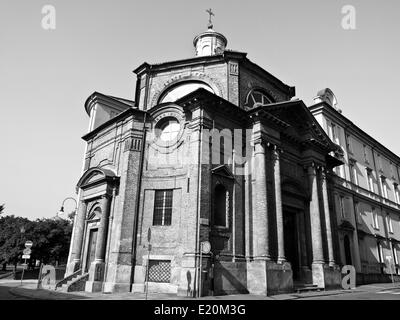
[158,81,214,104]
[245,89,273,109]
[214,184,229,227]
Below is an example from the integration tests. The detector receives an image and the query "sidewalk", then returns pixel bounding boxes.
[4,280,400,300]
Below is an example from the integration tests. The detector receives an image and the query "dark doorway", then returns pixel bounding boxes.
[284,211,300,280]
[344,235,352,266]
[85,228,98,272]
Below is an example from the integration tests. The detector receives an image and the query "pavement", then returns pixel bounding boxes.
[1,279,400,300]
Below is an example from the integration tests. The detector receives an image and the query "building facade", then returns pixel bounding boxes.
[310,91,400,284]
[61,23,400,296]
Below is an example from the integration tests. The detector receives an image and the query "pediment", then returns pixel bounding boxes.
[211,165,235,180]
[264,101,336,151]
[338,220,355,231]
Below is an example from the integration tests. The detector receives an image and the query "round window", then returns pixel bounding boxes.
[157,118,180,142]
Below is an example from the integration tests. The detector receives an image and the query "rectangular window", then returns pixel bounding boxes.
[355,202,361,224]
[380,176,388,199]
[366,169,374,193]
[390,162,395,179]
[387,215,393,233]
[363,144,368,163]
[153,190,173,226]
[339,196,345,218]
[377,154,382,170]
[394,184,400,204]
[378,242,384,263]
[372,208,379,230]
[350,162,358,185]
[346,134,353,153]
[331,124,339,145]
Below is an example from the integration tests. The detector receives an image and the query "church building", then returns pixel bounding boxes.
[60,17,352,296]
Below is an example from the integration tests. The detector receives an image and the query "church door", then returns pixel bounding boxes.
[344,235,352,266]
[85,229,98,272]
[284,210,300,280]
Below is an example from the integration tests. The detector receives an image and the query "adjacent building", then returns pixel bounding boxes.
[310,89,400,283]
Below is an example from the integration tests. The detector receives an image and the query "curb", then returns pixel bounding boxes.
[8,286,45,300]
[8,285,69,300]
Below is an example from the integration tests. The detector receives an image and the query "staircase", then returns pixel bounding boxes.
[55,269,88,292]
[293,282,324,294]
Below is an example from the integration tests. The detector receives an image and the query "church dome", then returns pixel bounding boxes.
[193,23,227,56]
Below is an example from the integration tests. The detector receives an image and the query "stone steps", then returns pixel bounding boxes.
[57,275,80,292]
[294,284,324,293]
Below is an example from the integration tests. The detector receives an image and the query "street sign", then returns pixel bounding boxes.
[22,254,30,259]
[25,241,33,248]
[23,248,32,255]
[201,241,211,254]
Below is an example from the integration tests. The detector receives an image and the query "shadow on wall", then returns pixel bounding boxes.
[213,261,249,296]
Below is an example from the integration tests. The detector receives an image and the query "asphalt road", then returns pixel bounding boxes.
[0,282,29,300]
[300,287,400,300]
[1,281,400,300]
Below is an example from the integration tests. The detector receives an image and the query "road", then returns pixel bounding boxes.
[299,286,400,300]
[1,281,400,300]
[0,282,29,300]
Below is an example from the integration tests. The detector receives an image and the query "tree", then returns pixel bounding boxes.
[0,204,4,215]
[29,218,72,265]
[0,215,32,271]
[0,215,72,270]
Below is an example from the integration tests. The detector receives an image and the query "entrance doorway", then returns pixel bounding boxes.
[85,228,98,272]
[344,235,352,266]
[283,210,300,280]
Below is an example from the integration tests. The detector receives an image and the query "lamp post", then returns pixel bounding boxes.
[58,197,78,219]
[18,226,25,281]
[58,197,78,270]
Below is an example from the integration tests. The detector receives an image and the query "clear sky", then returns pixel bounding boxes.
[1,0,399,219]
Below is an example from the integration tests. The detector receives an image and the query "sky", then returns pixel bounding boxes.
[0,0,399,219]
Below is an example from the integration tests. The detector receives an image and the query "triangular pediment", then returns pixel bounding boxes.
[211,165,235,180]
[262,101,337,152]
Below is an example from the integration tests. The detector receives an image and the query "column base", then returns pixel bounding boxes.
[88,260,106,282]
[85,280,103,292]
[103,282,131,293]
[65,259,81,277]
[247,260,293,296]
[312,262,341,289]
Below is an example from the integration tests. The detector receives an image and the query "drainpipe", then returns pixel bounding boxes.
[195,109,204,298]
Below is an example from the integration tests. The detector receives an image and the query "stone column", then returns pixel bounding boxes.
[94,195,111,263]
[86,195,111,292]
[321,168,336,267]
[308,164,325,287]
[252,140,270,260]
[308,165,324,263]
[273,147,285,263]
[66,201,87,275]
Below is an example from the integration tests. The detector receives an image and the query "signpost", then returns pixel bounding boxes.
[199,241,211,298]
[20,240,33,285]
[145,228,151,300]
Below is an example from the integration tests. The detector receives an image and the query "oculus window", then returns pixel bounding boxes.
[156,117,180,142]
